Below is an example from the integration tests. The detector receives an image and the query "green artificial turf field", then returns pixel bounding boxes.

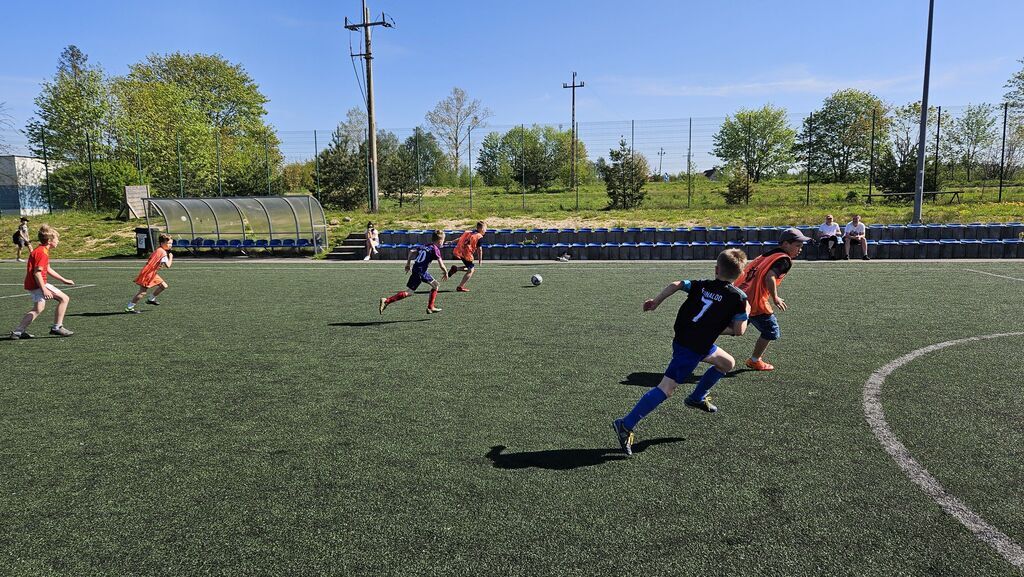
[1,259,1022,576]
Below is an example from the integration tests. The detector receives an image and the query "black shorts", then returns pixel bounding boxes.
[407,271,435,291]
[460,258,475,271]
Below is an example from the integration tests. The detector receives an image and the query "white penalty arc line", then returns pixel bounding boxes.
[0,284,97,300]
[966,269,1024,283]
[863,332,1024,570]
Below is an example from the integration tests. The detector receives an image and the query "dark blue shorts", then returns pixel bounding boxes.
[407,271,434,291]
[461,258,476,271]
[665,342,716,383]
[750,313,780,340]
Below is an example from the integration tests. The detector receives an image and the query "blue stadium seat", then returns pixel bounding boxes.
[229,239,242,248]
[215,239,229,248]
[243,239,256,248]
[282,239,296,247]
[255,239,269,248]
[203,239,216,248]
[269,239,283,248]
[176,239,191,248]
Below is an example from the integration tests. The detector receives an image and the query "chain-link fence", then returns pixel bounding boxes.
[2,102,1022,214]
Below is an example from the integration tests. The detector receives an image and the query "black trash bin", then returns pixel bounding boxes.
[134,227,159,257]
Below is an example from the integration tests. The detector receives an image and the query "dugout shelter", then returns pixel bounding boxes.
[143,195,328,253]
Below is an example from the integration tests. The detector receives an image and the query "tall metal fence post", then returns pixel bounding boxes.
[134,129,143,185]
[468,127,473,211]
[313,129,322,202]
[265,134,272,195]
[41,131,52,214]
[868,109,876,199]
[687,117,692,208]
[999,102,1008,202]
[805,113,813,206]
[216,128,223,196]
[86,130,97,210]
[934,106,941,191]
[176,130,184,198]
[521,124,526,210]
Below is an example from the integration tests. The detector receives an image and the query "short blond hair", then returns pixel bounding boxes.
[37,224,59,244]
[431,229,445,243]
[716,248,747,281]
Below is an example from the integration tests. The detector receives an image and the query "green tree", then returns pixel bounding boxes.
[26,45,110,164]
[48,159,137,210]
[875,102,938,193]
[712,105,795,182]
[1005,58,1024,109]
[476,131,511,188]
[282,160,315,192]
[796,89,889,183]
[317,125,365,210]
[944,104,998,181]
[599,139,649,209]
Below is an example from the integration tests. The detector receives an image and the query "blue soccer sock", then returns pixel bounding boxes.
[688,366,726,402]
[622,386,668,430]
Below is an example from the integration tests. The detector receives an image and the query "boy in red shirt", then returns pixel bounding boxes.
[447,221,486,292]
[10,225,75,339]
[126,234,174,313]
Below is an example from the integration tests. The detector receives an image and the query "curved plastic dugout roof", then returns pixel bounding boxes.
[143,196,328,247]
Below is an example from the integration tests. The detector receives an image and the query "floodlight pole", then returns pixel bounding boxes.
[562,71,584,209]
[657,147,665,178]
[913,0,935,224]
[346,1,393,214]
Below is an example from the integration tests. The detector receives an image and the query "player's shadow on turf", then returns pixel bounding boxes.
[620,371,744,387]
[68,312,135,318]
[329,319,429,327]
[485,438,684,470]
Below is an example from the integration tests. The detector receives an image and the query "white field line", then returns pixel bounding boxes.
[863,333,1024,571]
[965,269,1024,283]
[0,284,98,300]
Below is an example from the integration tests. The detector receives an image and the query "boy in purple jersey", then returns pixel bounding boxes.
[613,249,750,456]
[379,230,450,314]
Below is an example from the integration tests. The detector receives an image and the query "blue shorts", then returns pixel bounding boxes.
[750,313,780,341]
[461,258,476,271]
[665,342,717,383]
[406,271,434,291]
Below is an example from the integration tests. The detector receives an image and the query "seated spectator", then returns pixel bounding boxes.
[817,214,842,259]
[844,214,870,260]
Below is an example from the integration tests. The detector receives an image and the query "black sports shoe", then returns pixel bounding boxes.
[684,396,718,413]
[10,331,34,340]
[862,255,871,261]
[612,418,634,456]
[146,299,160,306]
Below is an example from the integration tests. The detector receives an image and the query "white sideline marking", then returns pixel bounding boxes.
[0,284,97,300]
[966,269,1024,283]
[863,333,1024,570]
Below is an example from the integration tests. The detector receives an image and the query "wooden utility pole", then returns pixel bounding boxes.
[562,72,584,209]
[346,1,393,213]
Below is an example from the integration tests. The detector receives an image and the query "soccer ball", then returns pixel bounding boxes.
[531,274,543,286]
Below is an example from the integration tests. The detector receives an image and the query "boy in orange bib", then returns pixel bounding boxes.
[448,221,486,292]
[126,234,174,313]
[733,227,809,371]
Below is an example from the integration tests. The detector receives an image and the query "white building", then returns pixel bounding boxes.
[0,156,51,216]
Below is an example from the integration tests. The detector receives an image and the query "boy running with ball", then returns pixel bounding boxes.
[126,234,174,313]
[613,249,750,456]
[380,230,450,315]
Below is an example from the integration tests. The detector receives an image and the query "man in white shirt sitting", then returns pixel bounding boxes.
[844,214,870,260]
[817,214,842,259]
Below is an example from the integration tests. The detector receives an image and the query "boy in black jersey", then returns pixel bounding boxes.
[613,249,750,455]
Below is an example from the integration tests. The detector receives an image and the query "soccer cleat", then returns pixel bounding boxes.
[146,299,160,306]
[49,326,74,337]
[862,255,871,261]
[448,265,459,278]
[10,331,34,340]
[745,359,775,371]
[684,396,718,413]
[426,307,442,314]
[125,307,140,314]
[363,255,371,261]
[456,286,470,292]
[379,297,388,315]
[612,419,634,456]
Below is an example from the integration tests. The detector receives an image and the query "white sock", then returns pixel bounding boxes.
[52,324,61,330]
[750,356,761,363]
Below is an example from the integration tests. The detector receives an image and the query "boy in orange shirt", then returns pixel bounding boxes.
[733,227,809,371]
[126,234,174,313]
[447,221,486,292]
[10,225,76,339]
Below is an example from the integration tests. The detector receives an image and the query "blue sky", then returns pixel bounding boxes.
[1,1,1021,135]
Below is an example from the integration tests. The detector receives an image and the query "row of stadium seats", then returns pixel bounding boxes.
[378,223,1024,245]
[376,239,1024,260]
[173,238,318,251]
